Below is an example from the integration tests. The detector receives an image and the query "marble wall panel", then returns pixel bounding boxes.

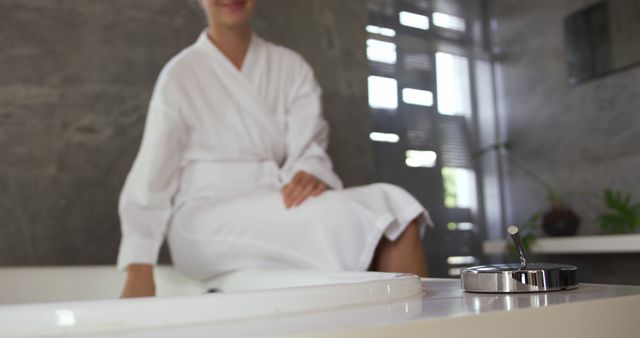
[491,0,640,235]
[0,0,371,265]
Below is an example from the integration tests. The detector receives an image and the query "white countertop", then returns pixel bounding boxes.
[484,233,640,255]
[6,279,634,338]
[298,281,640,338]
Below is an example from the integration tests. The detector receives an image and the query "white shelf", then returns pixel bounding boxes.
[483,233,640,255]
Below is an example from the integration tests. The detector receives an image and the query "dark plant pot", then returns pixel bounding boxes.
[542,207,580,236]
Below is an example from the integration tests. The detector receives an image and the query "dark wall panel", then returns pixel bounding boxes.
[0,0,371,265]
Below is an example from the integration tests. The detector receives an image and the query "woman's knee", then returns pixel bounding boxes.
[397,221,423,248]
[313,191,355,212]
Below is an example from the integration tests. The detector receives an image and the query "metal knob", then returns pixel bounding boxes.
[507,225,528,269]
[461,225,579,293]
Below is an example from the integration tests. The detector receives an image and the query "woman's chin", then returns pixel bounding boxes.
[221,16,251,29]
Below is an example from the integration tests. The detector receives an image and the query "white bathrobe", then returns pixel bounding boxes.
[117,32,431,281]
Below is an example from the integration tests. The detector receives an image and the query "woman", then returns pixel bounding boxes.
[119,0,431,298]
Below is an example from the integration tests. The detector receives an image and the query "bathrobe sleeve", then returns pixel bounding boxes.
[281,54,343,190]
[116,69,187,270]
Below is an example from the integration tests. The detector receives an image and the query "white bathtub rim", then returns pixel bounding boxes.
[0,272,422,337]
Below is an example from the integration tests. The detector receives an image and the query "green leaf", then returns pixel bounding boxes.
[599,189,640,234]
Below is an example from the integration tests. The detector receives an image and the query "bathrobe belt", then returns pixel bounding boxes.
[174,160,287,207]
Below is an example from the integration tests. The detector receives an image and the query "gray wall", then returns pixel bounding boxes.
[253,0,373,187]
[490,0,640,284]
[0,0,371,265]
[491,0,640,235]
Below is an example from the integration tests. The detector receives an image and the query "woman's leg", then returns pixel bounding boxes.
[372,220,428,277]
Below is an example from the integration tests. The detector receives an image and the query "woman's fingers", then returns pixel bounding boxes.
[283,182,304,208]
[282,172,303,206]
[282,183,297,208]
[292,180,318,207]
[310,183,326,197]
[283,172,305,205]
[292,171,305,185]
[287,175,313,207]
[281,171,326,208]
[282,182,295,207]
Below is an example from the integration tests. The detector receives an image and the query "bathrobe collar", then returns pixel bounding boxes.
[195,31,260,76]
[194,31,282,160]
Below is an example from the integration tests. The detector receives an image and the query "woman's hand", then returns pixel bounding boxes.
[282,171,327,208]
[120,264,156,298]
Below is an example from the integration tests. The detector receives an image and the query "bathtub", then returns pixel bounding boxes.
[0,265,421,303]
[0,265,207,304]
[1,266,640,337]
[0,266,425,337]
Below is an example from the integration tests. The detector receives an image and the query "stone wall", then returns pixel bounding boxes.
[491,0,640,235]
[0,0,371,265]
[253,0,373,187]
[490,0,640,284]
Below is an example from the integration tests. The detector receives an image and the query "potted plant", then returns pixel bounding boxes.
[478,141,580,237]
[598,189,640,234]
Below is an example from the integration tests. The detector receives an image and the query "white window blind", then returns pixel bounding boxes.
[366,0,495,278]
[402,88,434,106]
[367,39,397,64]
[399,11,430,30]
[366,25,396,37]
[433,12,466,32]
[368,76,398,110]
[436,52,471,117]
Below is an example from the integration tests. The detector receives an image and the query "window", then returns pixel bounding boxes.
[366,25,396,37]
[442,167,475,209]
[436,52,471,117]
[447,222,474,231]
[399,11,430,30]
[369,132,400,143]
[402,88,434,107]
[433,12,466,32]
[366,39,397,64]
[405,150,438,168]
[448,267,462,276]
[368,76,398,110]
[367,0,500,278]
[447,256,477,265]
